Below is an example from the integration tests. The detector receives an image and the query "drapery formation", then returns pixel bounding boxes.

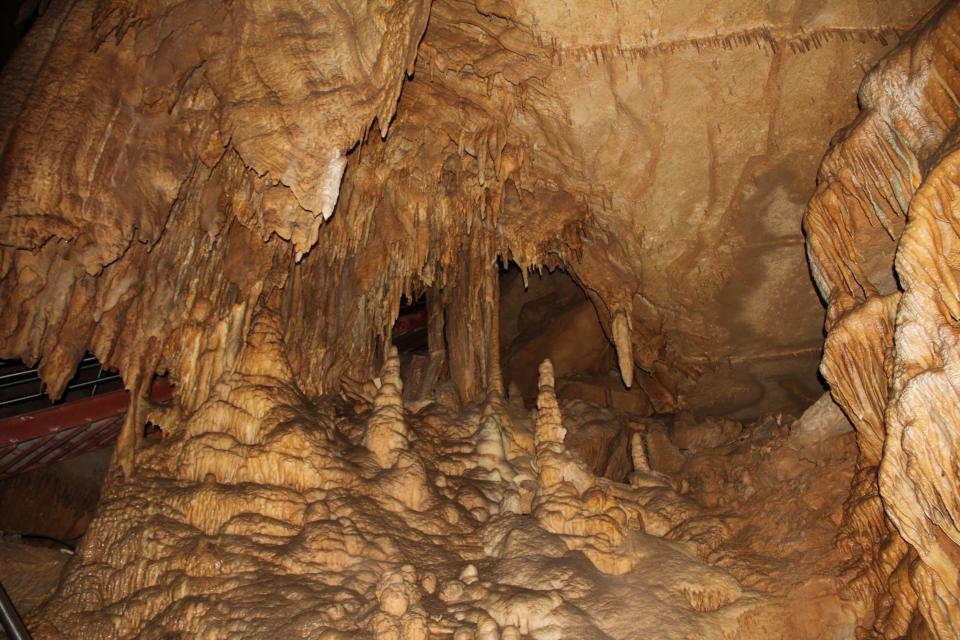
[3,0,933,435]
[805,3,960,636]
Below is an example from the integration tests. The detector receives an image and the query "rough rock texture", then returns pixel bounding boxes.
[499,268,614,400]
[0,0,434,478]
[356,0,939,418]
[27,349,860,638]
[0,0,956,638]
[0,541,68,616]
[1,0,938,421]
[804,2,960,637]
[669,399,865,638]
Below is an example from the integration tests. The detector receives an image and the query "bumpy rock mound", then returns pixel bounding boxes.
[0,0,955,638]
[30,335,859,638]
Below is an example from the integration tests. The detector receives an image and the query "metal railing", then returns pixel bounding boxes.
[0,581,30,640]
[0,356,122,414]
[0,356,172,480]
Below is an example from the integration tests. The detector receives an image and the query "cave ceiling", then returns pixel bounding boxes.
[0,0,939,420]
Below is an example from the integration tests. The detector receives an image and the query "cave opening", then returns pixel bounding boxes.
[392,294,429,356]
[498,263,645,412]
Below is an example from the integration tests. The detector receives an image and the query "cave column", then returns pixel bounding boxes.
[443,232,503,404]
[410,289,447,400]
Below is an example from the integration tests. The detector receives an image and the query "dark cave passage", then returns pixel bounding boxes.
[497,264,653,414]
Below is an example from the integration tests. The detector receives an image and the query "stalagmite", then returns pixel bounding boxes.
[475,402,510,474]
[364,346,409,469]
[534,359,565,449]
[531,360,634,574]
[630,431,650,474]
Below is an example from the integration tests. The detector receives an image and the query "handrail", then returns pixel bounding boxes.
[0,379,172,480]
[0,581,31,640]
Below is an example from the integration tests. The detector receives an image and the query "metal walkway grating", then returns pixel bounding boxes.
[0,380,172,480]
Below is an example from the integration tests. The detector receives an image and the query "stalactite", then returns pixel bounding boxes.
[0,0,948,637]
[558,25,905,64]
[611,307,634,388]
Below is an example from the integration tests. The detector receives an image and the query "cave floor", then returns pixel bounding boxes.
[8,352,859,640]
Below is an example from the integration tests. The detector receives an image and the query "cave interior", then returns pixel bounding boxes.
[1,0,960,639]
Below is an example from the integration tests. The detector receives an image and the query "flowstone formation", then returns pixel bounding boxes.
[1,0,939,422]
[804,2,960,637]
[29,343,860,638]
[2,0,960,638]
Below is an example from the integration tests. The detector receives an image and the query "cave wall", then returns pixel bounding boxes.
[804,2,960,636]
[323,0,940,417]
[499,267,615,401]
[1,0,938,434]
[0,0,436,474]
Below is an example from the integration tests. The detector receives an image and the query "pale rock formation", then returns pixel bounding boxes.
[0,0,956,638]
[610,309,634,389]
[531,359,634,575]
[365,346,410,469]
[788,392,853,455]
[803,3,960,636]
[630,431,650,474]
[6,332,881,639]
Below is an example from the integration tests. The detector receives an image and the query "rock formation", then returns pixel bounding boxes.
[804,3,960,636]
[1,0,959,638]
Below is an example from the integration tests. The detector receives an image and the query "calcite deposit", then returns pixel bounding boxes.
[25,344,865,638]
[804,3,960,637]
[2,0,959,638]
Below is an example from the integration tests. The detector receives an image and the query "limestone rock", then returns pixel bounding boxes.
[0,0,951,637]
[365,347,410,469]
[803,3,960,635]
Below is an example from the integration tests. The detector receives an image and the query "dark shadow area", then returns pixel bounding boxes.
[391,293,428,354]
[0,0,43,71]
[0,355,124,419]
[498,263,653,414]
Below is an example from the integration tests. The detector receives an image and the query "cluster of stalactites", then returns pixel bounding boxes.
[0,0,439,419]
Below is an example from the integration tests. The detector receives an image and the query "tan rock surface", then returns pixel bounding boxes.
[804,2,960,636]
[0,0,936,413]
[23,347,860,638]
[0,541,68,616]
[1,0,957,638]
